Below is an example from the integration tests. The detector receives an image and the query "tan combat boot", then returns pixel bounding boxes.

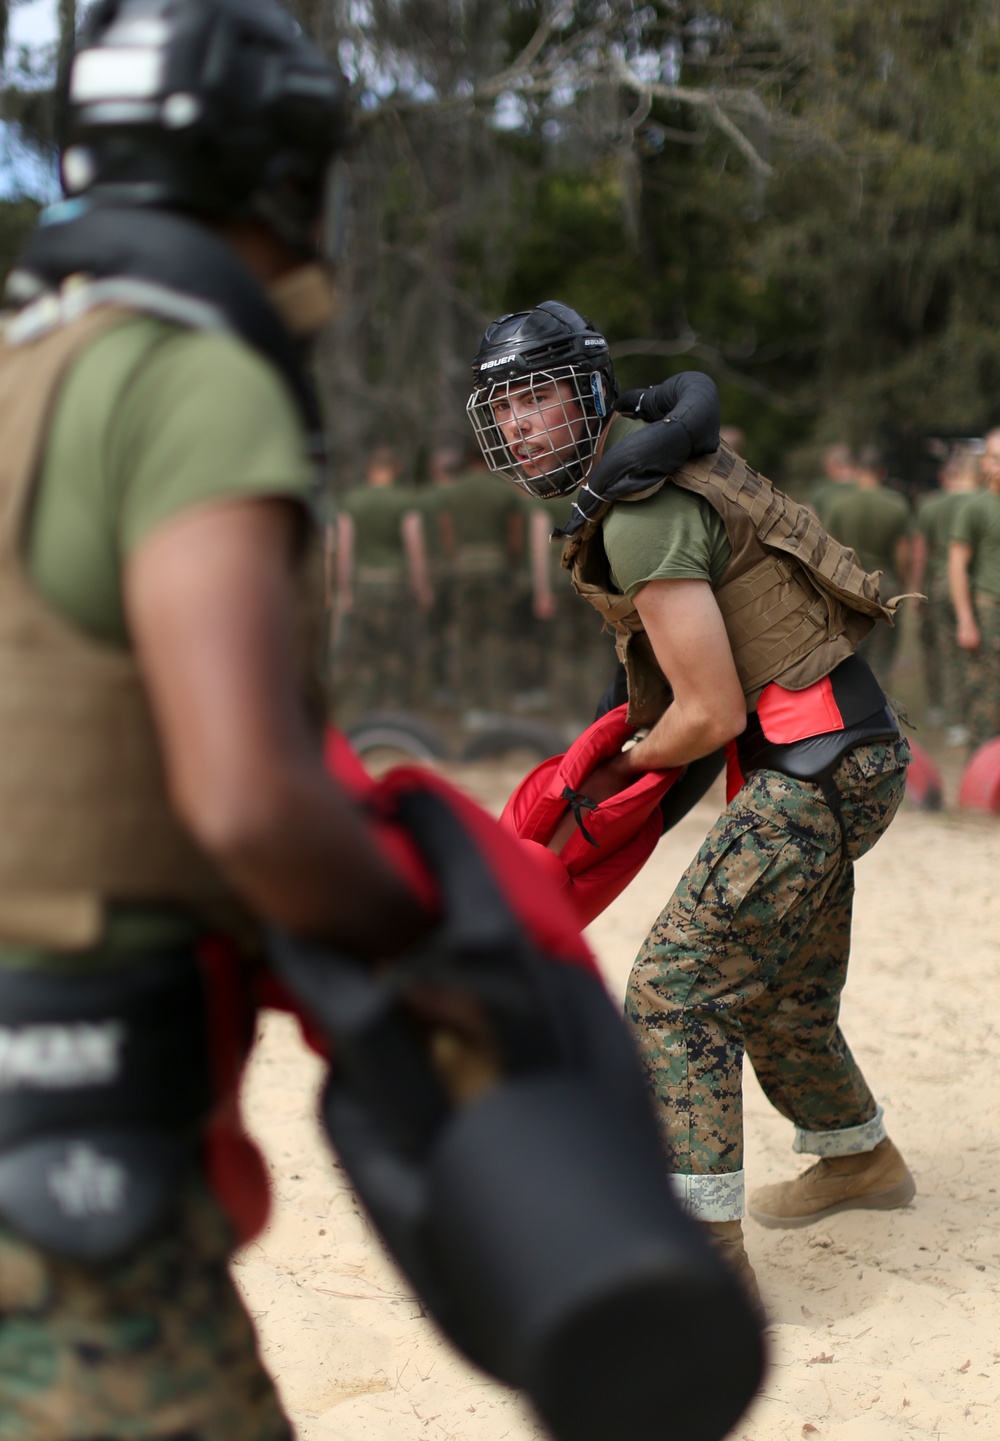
[747,1137,915,1229]
[701,1219,763,1313]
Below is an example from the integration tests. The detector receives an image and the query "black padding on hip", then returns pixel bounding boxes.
[0,950,212,1259]
[0,1127,194,1262]
[0,951,211,1149]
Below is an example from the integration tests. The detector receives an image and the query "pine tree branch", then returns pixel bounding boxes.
[609,55,774,177]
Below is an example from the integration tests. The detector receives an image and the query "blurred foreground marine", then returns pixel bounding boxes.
[468,301,915,1306]
[0,8,767,1441]
[0,1,428,1435]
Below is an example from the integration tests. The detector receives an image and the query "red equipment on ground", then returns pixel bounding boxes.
[958,736,1000,814]
[499,704,682,927]
[904,738,944,811]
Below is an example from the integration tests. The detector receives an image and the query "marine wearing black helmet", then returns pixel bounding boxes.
[467,299,722,512]
[467,301,619,498]
[62,0,347,254]
[470,299,915,1312]
[0,2,431,1436]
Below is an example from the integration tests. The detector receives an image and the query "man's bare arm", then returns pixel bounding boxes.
[125,496,427,955]
[529,508,557,620]
[334,510,355,615]
[622,578,746,773]
[909,531,928,595]
[948,539,979,650]
[402,509,433,609]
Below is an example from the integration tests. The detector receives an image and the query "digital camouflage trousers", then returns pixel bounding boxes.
[0,1178,290,1441]
[967,592,1000,751]
[624,736,910,1217]
[920,582,968,729]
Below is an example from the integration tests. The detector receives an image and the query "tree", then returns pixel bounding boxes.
[730,0,1000,463]
[300,0,798,484]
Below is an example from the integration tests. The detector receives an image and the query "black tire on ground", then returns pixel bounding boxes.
[460,719,568,763]
[345,711,452,763]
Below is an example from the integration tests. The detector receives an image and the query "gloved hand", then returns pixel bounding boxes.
[553,371,721,539]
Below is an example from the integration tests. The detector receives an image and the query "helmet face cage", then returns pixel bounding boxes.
[466,365,610,499]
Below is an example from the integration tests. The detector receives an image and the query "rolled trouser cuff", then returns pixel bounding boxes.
[793,1104,886,1158]
[669,1169,745,1222]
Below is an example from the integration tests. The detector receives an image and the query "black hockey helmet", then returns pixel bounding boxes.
[467,301,619,499]
[60,0,349,257]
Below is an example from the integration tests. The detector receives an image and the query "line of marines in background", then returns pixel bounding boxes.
[328,427,1000,754]
[328,439,615,726]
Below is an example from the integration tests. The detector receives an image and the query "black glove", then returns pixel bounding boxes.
[554,371,721,539]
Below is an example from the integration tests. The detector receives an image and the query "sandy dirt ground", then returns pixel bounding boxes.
[235,756,1000,1441]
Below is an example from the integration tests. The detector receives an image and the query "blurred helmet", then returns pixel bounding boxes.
[466,301,618,499]
[61,0,349,257]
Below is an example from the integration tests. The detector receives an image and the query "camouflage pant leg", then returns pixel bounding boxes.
[341,580,416,714]
[924,587,969,728]
[426,574,457,696]
[623,739,910,1194]
[551,591,617,721]
[858,616,904,688]
[966,593,1000,750]
[739,858,875,1136]
[454,575,512,712]
[0,1179,289,1441]
[917,599,942,715]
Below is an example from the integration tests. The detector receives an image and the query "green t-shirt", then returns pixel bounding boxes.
[823,485,912,577]
[916,490,975,584]
[31,316,314,644]
[572,412,731,598]
[952,489,1000,599]
[810,478,854,528]
[432,470,522,550]
[13,316,314,968]
[339,484,419,571]
[602,484,732,599]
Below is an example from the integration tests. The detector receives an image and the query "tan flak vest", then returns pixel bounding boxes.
[564,439,900,728]
[0,300,324,949]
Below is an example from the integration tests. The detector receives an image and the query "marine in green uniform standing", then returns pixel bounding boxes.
[417,443,464,703]
[809,442,856,527]
[0,3,425,1435]
[949,427,1000,751]
[334,445,432,715]
[467,301,914,1308]
[431,450,524,717]
[823,446,913,688]
[913,447,980,741]
[521,491,618,720]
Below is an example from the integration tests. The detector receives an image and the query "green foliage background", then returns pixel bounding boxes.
[5,0,1000,484]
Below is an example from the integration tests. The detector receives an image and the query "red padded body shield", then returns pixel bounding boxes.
[500,706,682,927]
[206,727,602,1245]
[323,724,598,971]
[199,936,272,1246]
